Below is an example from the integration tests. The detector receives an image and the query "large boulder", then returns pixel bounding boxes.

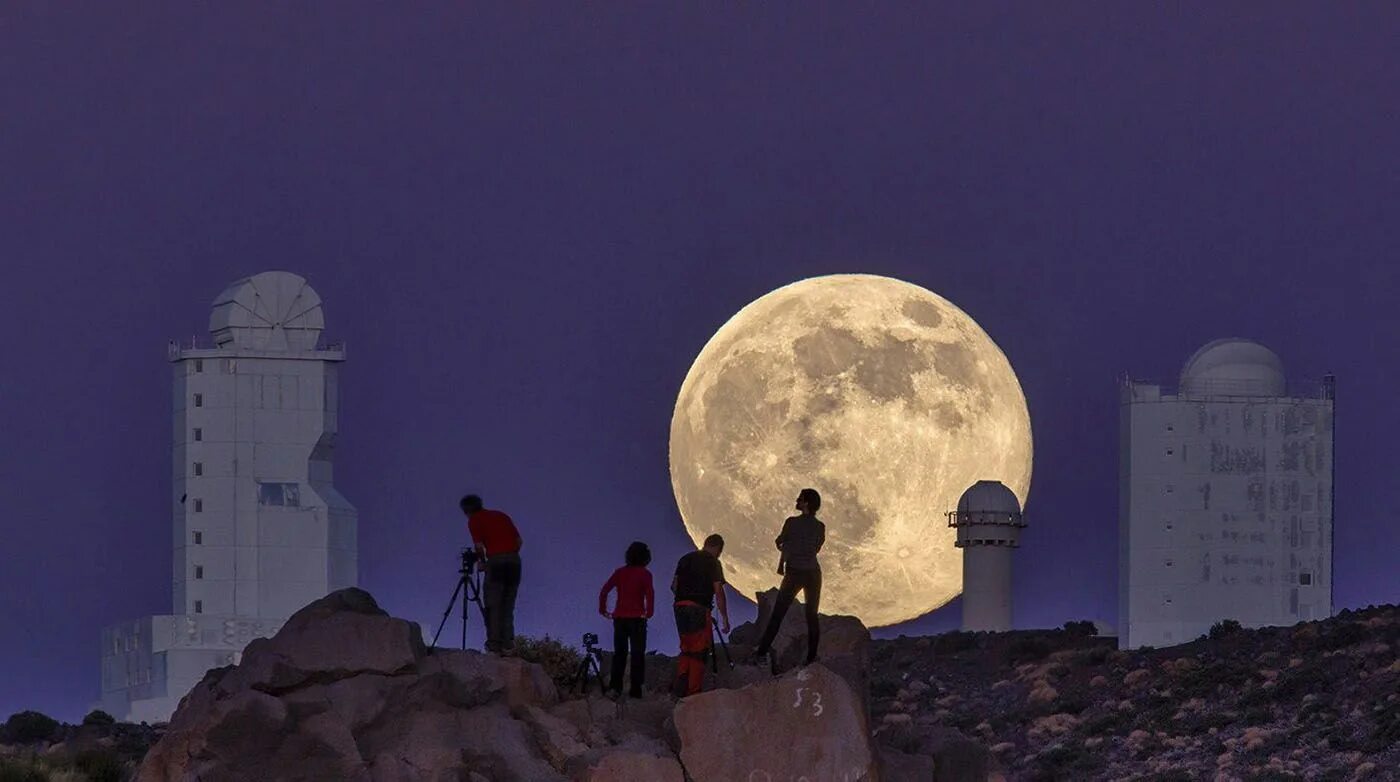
[674,663,876,782]
[137,589,569,782]
[218,588,426,695]
[733,588,872,709]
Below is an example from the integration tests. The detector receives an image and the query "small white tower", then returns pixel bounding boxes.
[948,480,1026,632]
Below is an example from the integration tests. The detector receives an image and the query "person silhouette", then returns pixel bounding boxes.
[752,488,826,666]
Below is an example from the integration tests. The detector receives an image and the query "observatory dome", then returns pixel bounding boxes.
[210,271,325,351]
[1179,338,1285,398]
[956,480,1022,515]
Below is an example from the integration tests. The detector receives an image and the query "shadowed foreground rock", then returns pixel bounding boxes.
[737,587,873,712]
[135,589,682,782]
[674,663,877,782]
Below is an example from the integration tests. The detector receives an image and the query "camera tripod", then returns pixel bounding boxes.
[429,551,486,652]
[573,640,607,696]
[710,623,734,673]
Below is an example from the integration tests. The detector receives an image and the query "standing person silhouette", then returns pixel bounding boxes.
[753,489,826,666]
[671,534,731,697]
[598,541,655,700]
[461,494,523,655]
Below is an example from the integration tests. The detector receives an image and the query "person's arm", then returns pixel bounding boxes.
[713,558,730,632]
[775,517,790,550]
[816,520,826,552]
[714,581,730,634]
[468,517,488,568]
[644,571,655,619]
[598,571,617,617]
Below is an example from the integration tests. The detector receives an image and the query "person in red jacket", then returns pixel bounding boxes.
[598,541,655,699]
[462,494,523,655]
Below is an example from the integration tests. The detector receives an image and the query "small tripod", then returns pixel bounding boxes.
[573,635,607,696]
[429,549,485,652]
[710,624,734,673]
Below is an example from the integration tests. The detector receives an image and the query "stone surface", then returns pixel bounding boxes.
[572,748,685,782]
[879,746,935,781]
[736,588,873,710]
[674,663,876,782]
[217,588,425,696]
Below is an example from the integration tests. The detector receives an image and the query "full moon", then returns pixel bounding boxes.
[669,275,1032,627]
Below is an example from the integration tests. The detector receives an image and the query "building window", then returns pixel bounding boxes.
[194,600,203,614]
[1166,423,1174,432]
[1165,559,1174,567]
[258,482,301,507]
[194,359,204,373]
[193,531,202,545]
[193,462,203,477]
[193,393,203,408]
[1166,447,1174,456]
[193,427,203,442]
[194,499,203,513]
[1165,522,1174,531]
[1299,572,1313,586]
[195,566,204,580]
[1165,485,1174,494]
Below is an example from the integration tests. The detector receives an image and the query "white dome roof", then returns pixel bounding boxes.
[210,271,324,351]
[1179,338,1285,398]
[956,480,1022,515]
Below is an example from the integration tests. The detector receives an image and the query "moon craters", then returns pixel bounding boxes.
[670,274,1032,627]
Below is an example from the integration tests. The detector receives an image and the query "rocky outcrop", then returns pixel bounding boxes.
[731,588,873,711]
[136,589,644,782]
[136,588,867,782]
[674,663,876,782]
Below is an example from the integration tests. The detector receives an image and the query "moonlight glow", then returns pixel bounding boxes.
[669,275,1032,627]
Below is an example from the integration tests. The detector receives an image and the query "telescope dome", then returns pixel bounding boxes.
[956,480,1022,515]
[1179,338,1285,397]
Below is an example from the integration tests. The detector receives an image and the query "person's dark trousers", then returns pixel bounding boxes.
[754,567,822,664]
[610,617,647,698]
[482,552,522,653]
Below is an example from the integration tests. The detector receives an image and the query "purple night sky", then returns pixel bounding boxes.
[2,6,1397,720]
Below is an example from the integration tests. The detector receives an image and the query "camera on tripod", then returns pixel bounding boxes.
[430,546,486,653]
[582,632,599,649]
[459,547,480,573]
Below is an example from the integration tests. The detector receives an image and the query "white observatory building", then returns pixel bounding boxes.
[948,480,1026,632]
[1119,339,1334,650]
[99,271,358,722]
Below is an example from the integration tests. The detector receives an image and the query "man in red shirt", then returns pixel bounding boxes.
[461,494,523,655]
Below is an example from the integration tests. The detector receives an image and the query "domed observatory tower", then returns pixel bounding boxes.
[1119,339,1334,650]
[948,480,1026,632]
[99,271,358,722]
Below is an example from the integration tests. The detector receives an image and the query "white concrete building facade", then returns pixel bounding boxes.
[100,272,357,722]
[1118,339,1333,649]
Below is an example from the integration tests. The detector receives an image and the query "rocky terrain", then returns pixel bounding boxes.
[4,593,1396,781]
[869,605,1400,781]
[133,588,878,782]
